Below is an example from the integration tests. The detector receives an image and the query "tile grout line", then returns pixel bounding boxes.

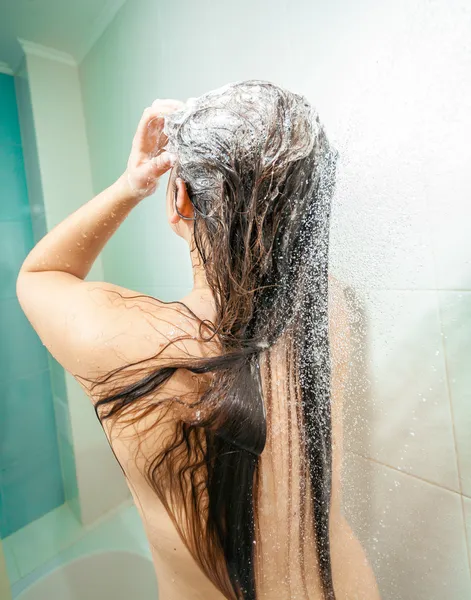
[435,292,464,496]
[434,290,471,579]
[350,449,462,496]
[460,494,471,578]
[424,195,471,586]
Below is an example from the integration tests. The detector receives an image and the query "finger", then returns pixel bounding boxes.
[132,107,160,150]
[146,115,167,148]
[150,150,177,176]
[175,177,186,195]
[135,99,183,136]
[132,111,168,157]
[140,99,184,134]
[141,105,177,141]
[131,101,184,157]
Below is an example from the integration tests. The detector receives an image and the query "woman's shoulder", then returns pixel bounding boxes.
[71,282,220,394]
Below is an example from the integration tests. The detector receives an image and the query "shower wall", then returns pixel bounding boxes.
[14,49,130,527]
[0,541,10,599]
[79,0,471,598]
[0,72,64,537]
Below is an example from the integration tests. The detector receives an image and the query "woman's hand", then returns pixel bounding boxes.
[125,99,185,200]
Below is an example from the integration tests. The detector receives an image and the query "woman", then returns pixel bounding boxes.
[17,81,379,599]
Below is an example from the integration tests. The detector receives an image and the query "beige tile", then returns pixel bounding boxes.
[343,290,459,491]
[343,453,471,599]
[425,128,471,290]
[329,49,441,293]
[416,17,471,291]
[429,204,471,290]
[330,157,436,290]
[439,292,471,497]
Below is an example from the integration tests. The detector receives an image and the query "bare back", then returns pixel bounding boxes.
[98,278,380,600]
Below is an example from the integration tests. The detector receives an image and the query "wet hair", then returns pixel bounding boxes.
[94,80,338,599]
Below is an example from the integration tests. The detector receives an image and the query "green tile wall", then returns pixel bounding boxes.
[0,72,64,538]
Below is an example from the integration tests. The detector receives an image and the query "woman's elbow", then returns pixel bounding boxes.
[16,270,32,313]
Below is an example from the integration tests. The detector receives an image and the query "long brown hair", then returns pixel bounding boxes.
[93,80,338,599]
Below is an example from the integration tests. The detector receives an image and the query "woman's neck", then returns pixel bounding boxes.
[190,245,211,293]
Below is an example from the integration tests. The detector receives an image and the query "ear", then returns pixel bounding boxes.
[169,177,194,224]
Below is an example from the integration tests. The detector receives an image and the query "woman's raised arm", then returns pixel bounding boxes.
[16,100,182,382]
